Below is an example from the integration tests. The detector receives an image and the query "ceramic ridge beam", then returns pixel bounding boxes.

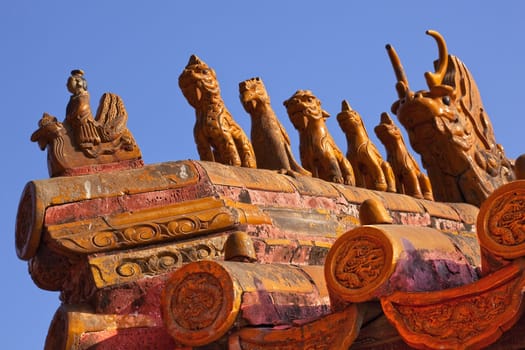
[16,161,203,260]
[17,159,480,261]
[45,196,269,256]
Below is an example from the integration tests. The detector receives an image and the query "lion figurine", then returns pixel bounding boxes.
[179,55,256,168]
[239,77,310,176]
[283,90,354,185]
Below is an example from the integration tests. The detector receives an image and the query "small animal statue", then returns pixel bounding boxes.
[31,113,68,173]
[31,69,141,177]
[375,112,434,200]
[337,100,395,192]
[283,90,355,185]
[386,30,513,206]
[239,77,310,176]
[179,55,256,168]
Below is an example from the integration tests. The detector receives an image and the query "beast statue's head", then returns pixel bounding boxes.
[239,77,270,115]
[336,100,366,135]
[31,113,65,150]
[374,112,402,145]
[283,90,329,132]
[179,55,220,108]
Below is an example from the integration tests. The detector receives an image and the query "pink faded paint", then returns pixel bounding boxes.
[240,291,331,326]
[44,186,212,225]
[62,159,145,177]
[392,212,432,226]
[387,249,479,294]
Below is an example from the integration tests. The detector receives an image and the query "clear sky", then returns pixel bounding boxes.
[2,1,524,348]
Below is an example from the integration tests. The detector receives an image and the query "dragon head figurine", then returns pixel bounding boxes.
[386,30,513,206]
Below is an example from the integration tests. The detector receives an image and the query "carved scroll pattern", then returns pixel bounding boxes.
[390,278,518,343]
[170,273,224,330]
[487,193,525,246]
[58,208,235,253]
[89,237,226,288]
[334,237,385,289]
[115,242,223,279]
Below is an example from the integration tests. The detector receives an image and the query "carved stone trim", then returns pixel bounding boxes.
[381,261,525,350]
[89,236,227,288]
[45,197,270,255]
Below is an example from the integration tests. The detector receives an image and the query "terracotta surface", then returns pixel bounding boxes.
[16,158,489,348]
[381,259,525,350]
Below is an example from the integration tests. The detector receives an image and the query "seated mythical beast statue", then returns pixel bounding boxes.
[284,90,355,185]
[337,100,396,192]
[239,77,310,176]
[179,55,256,168]
[375,112,433,200]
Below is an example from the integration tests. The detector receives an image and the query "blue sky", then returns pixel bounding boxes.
[2,1,524,348]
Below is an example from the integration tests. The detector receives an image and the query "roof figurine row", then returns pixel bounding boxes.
[31,30,515,207]
[180,54,433,201]
[178,29,515,207]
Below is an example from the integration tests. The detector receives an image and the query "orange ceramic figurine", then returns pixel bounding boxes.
[386,30,513,206]
[337,100,395,192]
[239,77,310,176]
[31,69,141,177]
[283,90,355,185]
[179,55,256,168]
[375,112,433,200]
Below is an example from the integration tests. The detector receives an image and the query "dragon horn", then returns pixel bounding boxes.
[424,30,448,88]
[386,44,410,98]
